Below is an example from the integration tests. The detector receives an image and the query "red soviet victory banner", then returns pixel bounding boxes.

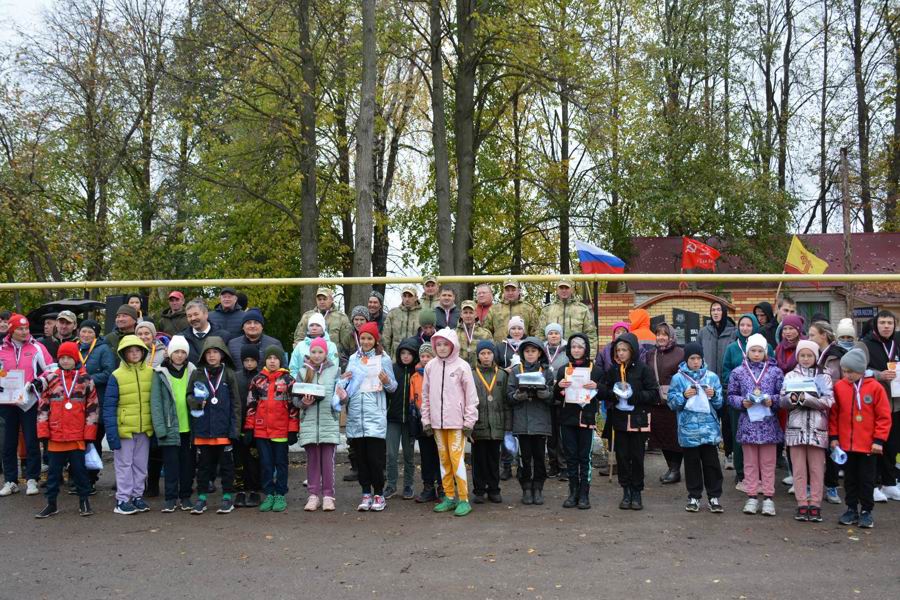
[681,236,721,271]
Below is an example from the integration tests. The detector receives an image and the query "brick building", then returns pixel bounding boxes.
[593,233,900,346]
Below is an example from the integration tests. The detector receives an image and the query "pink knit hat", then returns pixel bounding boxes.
[796,339,819,360]
[611,321,630,335]
[310,337,328,353]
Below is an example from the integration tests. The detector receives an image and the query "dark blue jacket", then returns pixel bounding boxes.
[187,365,241,440]
[80,338,116,402]
[208,305,245,339]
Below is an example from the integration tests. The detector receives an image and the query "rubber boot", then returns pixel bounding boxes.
[532,481,544,505]
[577,484,591,510]
[562,480,579,508]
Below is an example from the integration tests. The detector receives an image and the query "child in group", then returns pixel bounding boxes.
[471,340,509,504]
[103,335,155,515]
[498,316,526,371]
[667,342,725,513]
[779,340,833,522]
[290,313,339,375]
[830,348,891,528]
[246,346,298,513]
[386,338,419,500]
[506,336,554,505]
[149,335,197,512]
[295,337,339,511]
[554,334,603,510]
[234,344,262,508]
[335,322,397,512]
[32,342,99,518]
[728,333,785,517]
[187,337,241,515]
[410,342,442,503]
[421,328,480,516]
[603,332,658,511]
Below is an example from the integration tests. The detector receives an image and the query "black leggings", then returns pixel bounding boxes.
[349,437,386,495]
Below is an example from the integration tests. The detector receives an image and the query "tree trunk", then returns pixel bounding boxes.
[886,11,900,231]
[511,87,523,275]
[852,0,874,231]
[334,6,355,301]
[297,0,319,309]
[453,0,478,299]
[351,0,377,309]
[431,0,454,277]
[817,0,829,233]
[776,0,792,192]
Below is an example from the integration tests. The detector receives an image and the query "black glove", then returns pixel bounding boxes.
[288,432,298,446]
[241,430,253,446]
[31,379,45,394]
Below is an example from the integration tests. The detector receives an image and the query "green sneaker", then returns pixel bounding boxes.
[259,494,275,512]
[433,496,458,513]
[272,495,287,512]
[453,500,472,517]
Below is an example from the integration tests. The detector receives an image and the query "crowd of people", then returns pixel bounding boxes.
[0,279,898,529]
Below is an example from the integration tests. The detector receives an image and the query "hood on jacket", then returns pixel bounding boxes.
[518,336,549,366]
[431,328,461,362]
[709,302,735,335]
[678,359,709,379]
[736,313,761,341]
[199,336,235,370]
[628,309,656,341]
[116,335,149,363]
[565,333,592,364]
[654,322,678,350]
[395,336,421,370]
[613,332,641,367]
[754,302,775,325]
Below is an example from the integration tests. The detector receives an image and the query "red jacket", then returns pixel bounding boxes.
[829,377,892,453]
[245,368,298,439]
[36,368,99,443]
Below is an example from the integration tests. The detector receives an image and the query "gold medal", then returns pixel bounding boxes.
[855,414,863,422]
[753,388,761,397]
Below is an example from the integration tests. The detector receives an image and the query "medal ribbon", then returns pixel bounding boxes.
[743,359,768,392]
[62,371,77,401]
[476,366,498,395]
[205,367,224,397]
[79,339,97,365]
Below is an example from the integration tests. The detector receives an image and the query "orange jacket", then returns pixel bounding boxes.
[629,309,656,342]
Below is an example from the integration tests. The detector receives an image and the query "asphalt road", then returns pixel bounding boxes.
[2,452,898,600]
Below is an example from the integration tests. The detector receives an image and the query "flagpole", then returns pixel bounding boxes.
[774,269,786,305]
[592,279,600,343]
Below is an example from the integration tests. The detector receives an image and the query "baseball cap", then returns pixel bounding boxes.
[220,287,238,296]
[461,300,477,311]
[316,287,333,298]
[557,279,574,288]
[168,291,185,301]
[423,275,438,285]
[56,310,77,324]
[401,285,418,296]
[503,279,519,289]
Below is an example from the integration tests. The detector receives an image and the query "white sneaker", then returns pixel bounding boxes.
[873,487,889,503]
[304,495,320,512]
[735,480,746,493]
[0,481,19,497]
[357,494,373,511]
[761,498,776,516]
[742,497,759,514]
[787,485,795,495]
[371,495,386,511]
[782,475,793,486]
[724,456,734,471]
[25,480,39,496]
[881,485,900,501]
[40,463,49,474]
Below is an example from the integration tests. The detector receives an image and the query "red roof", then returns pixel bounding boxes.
[624,233,900,292]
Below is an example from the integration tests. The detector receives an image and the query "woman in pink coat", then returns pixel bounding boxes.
[421,328,479,516]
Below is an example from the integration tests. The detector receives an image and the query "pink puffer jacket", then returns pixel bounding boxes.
[421,329,479,430]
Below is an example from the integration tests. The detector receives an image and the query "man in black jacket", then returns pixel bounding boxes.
[180,299,230,365]
[863,310,900,501]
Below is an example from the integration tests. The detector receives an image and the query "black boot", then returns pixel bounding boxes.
[35,502,58,519]
[577,484,591,509]
[233,492,247,508]
[415,485,437,503]
[562,480,579,508]
[245,492,261,507]
[532,481,544,505]
[79,497,94,516]
[630,487,643,510]
[500,464,512,481]
[660,467,681,485]
[619,487,632,510]
[521,482,534,505]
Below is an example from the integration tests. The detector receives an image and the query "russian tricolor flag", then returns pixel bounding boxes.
[574,240,625,274]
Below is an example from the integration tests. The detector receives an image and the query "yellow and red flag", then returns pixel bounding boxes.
[784,235,829,275]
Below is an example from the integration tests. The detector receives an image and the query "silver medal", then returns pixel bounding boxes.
[211,398,219,405]
[64,402,73,410]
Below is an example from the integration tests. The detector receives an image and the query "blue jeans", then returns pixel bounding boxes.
[47,449,90,501]
[1,405,40,482]
[256,439,289,496]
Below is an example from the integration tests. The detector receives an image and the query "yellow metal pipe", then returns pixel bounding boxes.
[0,272,897,291]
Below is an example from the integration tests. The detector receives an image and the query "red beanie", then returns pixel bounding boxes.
[9,313,29,330]
[57,341,81,364]
[358,321,380,343]
[310,337,328,354]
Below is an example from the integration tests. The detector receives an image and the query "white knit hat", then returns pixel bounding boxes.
[746,333,768,352]
[307,313,327,331]
[508,316,525,333]
[167,335,190,356]
[836,318,856,339]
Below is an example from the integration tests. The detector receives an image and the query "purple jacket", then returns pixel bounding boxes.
[728,357,785,445]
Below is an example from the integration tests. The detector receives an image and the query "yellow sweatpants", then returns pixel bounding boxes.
[434,429,468,502]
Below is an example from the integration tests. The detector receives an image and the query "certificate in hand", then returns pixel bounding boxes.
[564,367,595,405]
[784,378,818,394]
[0,370,25,404]
[360,361,383,393]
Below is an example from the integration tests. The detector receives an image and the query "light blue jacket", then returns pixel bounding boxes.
[338,349,397,439]
[667,361,724,448]
[289,331,340,379]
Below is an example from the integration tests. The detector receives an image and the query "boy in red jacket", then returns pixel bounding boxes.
[245,346,298,513]
[32,342,99,518]
[829,348,891,528]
